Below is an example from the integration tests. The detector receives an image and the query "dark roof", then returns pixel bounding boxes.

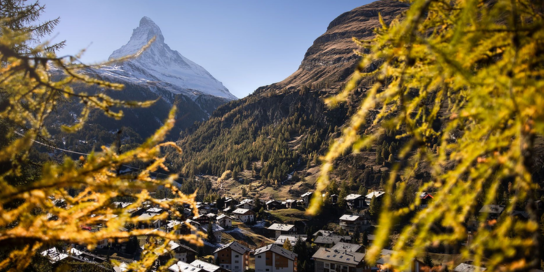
[312,247,365,265]
[254,244,297,260]
[314,236,342,245]
[213,241,250,255]
[479,205,504,214]
[454,263,487,272]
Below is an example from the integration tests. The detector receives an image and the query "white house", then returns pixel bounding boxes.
[213,241,251,272]
[339,214,365,232]
[216,214,232,228]
[201,224,224,242]
[268,223,296,239]
[237,199,256,210]
[232,208,255,223]
[255,244,297,272]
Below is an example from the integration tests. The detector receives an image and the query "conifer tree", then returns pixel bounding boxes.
[207,224,217,244]
[0,2,200,270]
[282,238,292,251]
[308,0,544,269]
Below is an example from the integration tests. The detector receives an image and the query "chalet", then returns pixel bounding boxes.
[193,214,211,225]
[201,223,224,241]
[418,192,433,208]
[479,205,505,220]
[185,219,201,230]
[166,220,191,235]
[216,214,232,228]
[376,249,424,272]
[214,241,251,272]
[255,244,297,272]
[207,213,218,221]
[137,212,164,229]
[266,199,283,210]
[345,194,365,209]
[339,214,365,232]
[274,235,307,247]
[190,260,222,272]
[285,199,297,209]
[224,198,238,209]
[312,247,371,272]
[159,241,197,265]
[41,247,109,270]
[454,263,487,272]
[268,223,296,239]
[365,191,385,206]
[237,199,255,210]
[300,192,313,207]
[331,242,364,253]
[223,207,233,214]
[232,208,255,223]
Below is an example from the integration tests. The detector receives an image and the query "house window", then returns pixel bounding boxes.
[235,255,239,257]
[258,255,262,258]
[324,263,329,268]
[235,260,239,263]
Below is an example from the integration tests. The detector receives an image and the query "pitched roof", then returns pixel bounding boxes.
[301,192,313,198]
[313,230,334,237]
[255,244,297,260]
[312,247,365,265]
[454,263,487,272]
[345,194,363,201]
[268,223,295,231]
[146,207,163,213]
[365,191,385,199]
[200,224,224,233]
[239,199,254,205]
[339,214,360,221]
[190,260,220,272]
[213,241,251,255]
[216,214,228,220]
[232,208,253,215]
[331,242,362,253]
[274,235,307,246]
[168,261,202,272]
[314,236,342,245]
[479,205,505,214]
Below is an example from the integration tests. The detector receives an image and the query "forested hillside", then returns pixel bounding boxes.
[167,0,410,199]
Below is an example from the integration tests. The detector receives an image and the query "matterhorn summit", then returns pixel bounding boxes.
[100,16,236,100]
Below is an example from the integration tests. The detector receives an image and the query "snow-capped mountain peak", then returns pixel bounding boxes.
[103,16,236,100]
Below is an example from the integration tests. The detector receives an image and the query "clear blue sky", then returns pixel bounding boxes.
[40,0,373,98]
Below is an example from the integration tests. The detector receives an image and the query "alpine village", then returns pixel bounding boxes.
[1,0,544,272]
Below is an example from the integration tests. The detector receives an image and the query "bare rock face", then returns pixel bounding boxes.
[277,0,408,89]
